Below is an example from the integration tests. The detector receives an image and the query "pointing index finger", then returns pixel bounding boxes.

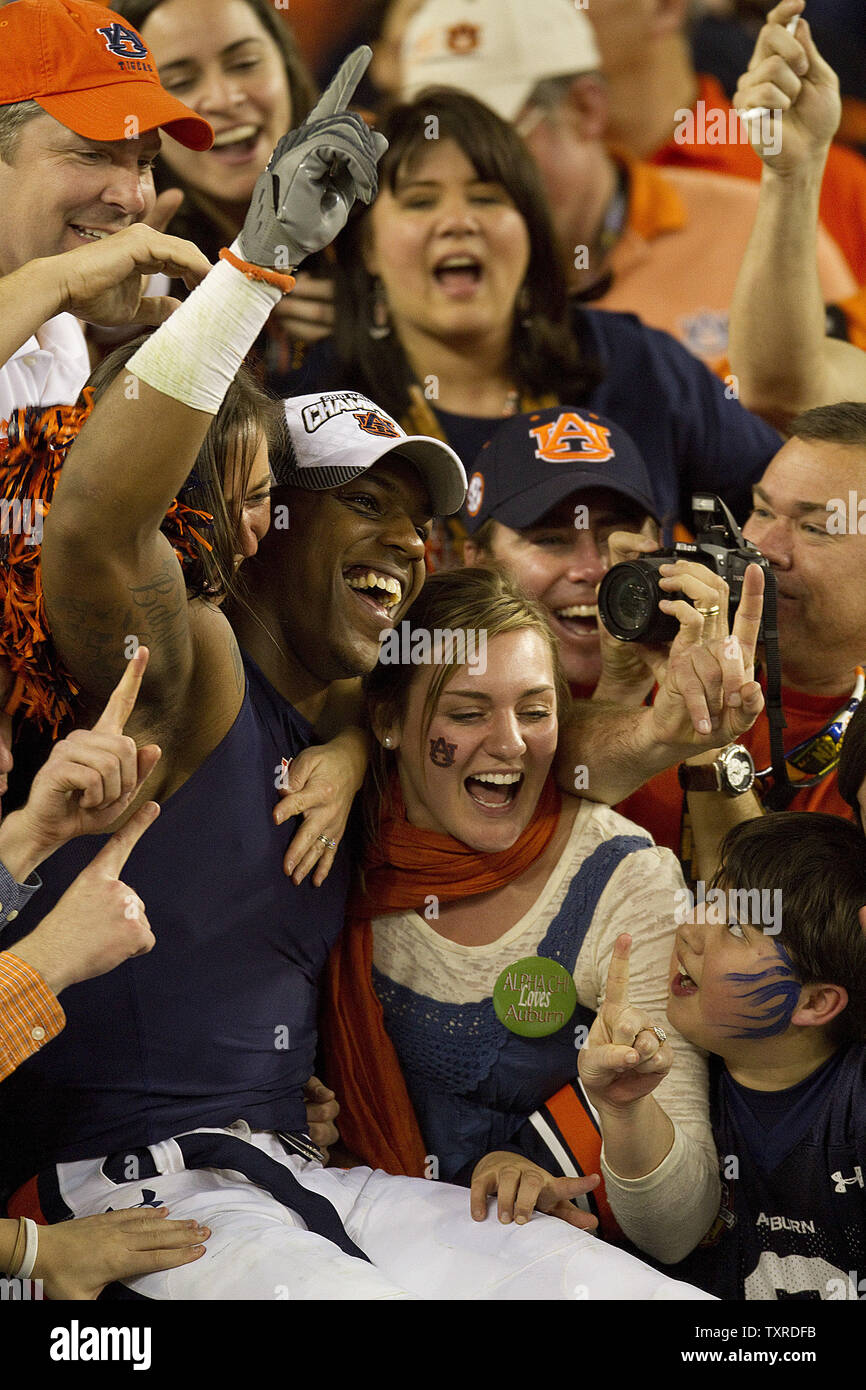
[603,933,632,1013]
[91,800,160,879]
[92,647,150,736]
[306,46,372,122]
[730,563,764,671]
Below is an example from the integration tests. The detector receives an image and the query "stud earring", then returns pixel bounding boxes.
[383,736,393,748]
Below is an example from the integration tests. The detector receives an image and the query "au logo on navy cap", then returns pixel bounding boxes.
[466,471,484,517]
[528,411,614,465]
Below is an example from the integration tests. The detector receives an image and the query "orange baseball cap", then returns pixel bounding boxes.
[0,0,213,149]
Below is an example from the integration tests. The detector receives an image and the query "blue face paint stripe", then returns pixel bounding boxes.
[720,956,801,1039]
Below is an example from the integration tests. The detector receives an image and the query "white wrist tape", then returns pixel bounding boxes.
[127,240,282,415]
[16,1217,38,1280]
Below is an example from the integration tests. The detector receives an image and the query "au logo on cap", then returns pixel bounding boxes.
[352,410,400,439]
[447,23,480,54]
[465,471,484,517]
[529,412,614,465]
[96,22,149,60]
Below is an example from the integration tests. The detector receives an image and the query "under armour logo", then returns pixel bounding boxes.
[831,1167,864,1193]
[107,1189,162,1211]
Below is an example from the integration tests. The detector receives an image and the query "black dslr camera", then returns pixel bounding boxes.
[597,494,771,643]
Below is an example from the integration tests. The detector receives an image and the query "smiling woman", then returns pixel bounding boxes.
[112,0,324,383]
[320,566,721,1264]
[116,0,315,234]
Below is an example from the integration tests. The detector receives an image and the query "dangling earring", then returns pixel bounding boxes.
[368,278,392,340]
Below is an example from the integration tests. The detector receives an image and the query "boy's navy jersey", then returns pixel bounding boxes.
[0,653,350,1195]
[674,1047,866,1300]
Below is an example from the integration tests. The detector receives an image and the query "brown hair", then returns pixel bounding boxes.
[85,336,279,606]
[789,401,866,450]
[362,565,571,846]
[330,87,599,420]
[713,813,866,1045]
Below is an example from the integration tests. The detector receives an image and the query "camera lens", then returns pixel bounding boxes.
[598,563,658,640]
[598,559,680,644]
[613,577,652,633]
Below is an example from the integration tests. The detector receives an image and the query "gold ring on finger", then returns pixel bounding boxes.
[694,605,721,619]
[317,834,338,849]
[652,1025,667,1044]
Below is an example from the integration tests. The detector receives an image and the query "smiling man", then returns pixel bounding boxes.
[0,52,719,1299]
[462,408,659,697]
[619,402,866,877]
[0,0,213,419]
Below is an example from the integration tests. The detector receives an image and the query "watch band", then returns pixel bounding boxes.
[678,744,756,797]
[677,761,720,793]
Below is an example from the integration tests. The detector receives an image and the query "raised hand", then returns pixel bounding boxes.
[649,560,765,750]
[9,799,159,994]
[14,647,161,863]
[238,46,388,271]
[733,0,841,171]
[470,1151,600,1230]
[578,934,673,1108]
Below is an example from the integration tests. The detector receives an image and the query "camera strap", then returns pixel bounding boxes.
[754,666,865,792]
[759,569,794,811]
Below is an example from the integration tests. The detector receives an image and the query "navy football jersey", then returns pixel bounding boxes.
[0,653,350,1194]
[674,1046,866,1299]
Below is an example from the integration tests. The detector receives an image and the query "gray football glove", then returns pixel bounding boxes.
[238,46,388,271]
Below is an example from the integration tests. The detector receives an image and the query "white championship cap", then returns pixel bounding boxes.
[275,391,468,517]
[400,0,602,122]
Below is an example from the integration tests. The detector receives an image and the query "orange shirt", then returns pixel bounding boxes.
[0,952,64,1083]
[596,155,855,377]
[619,683,857,862]
[653,74,866,284]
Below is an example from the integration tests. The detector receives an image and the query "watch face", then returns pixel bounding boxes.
[723,747,754,791]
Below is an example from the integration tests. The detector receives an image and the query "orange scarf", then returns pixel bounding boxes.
[321,776,561,1176]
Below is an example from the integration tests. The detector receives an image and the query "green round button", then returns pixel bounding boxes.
[493,956,577,1037]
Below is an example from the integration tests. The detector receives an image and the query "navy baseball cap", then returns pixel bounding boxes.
[461,407,658,534]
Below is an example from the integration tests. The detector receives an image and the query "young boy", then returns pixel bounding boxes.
[582,811,866,1299]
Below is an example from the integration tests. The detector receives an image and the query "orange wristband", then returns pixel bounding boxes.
[219,247,296,295]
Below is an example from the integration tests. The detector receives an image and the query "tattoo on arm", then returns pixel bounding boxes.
[48,558,191,701]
